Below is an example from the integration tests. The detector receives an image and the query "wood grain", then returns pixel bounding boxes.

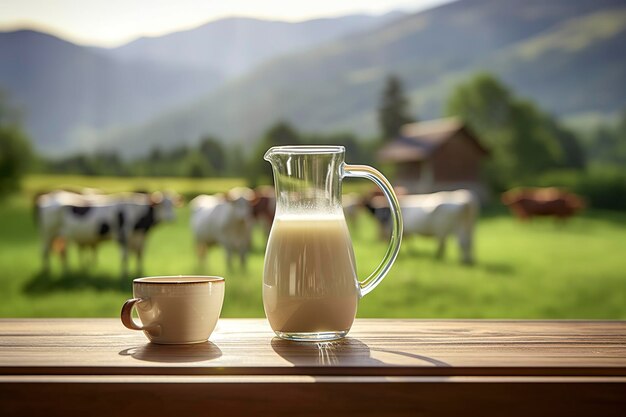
[1,319,625,376]
[1,319,625,416]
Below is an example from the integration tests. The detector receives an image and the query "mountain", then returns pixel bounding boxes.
[0,30,222,154]
[0,13,402,154]
[105,13,406,78]
[100,0,626,156]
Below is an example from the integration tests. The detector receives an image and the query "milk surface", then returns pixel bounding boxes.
[263,214,359,334]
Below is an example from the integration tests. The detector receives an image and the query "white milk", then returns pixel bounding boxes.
[263,215,359,334]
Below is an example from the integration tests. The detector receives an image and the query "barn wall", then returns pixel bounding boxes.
[390,133,490,201]
[396,161,422,181]
[432,132,482,182]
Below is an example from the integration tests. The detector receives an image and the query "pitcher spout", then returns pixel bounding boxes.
[262,145,347,216]
[263,147,278,163]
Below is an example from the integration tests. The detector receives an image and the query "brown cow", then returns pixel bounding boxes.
[251,186,276,233]
[502,188,585,220]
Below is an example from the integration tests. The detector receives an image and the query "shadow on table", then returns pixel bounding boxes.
[118,341,222,363]
[370,348,451,367]
[23,270,129,294]
[271,337,450,368]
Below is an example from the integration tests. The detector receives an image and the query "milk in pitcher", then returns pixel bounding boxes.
[263,214,359,334]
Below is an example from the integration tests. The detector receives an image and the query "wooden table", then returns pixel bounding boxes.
[1,319,625,416]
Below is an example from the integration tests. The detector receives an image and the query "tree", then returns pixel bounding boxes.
[246,121,301,186]
[588,110,626,167]
[546,118,586,170]
[225,143,247,177]
[198,136,226,175]
[306,131,374,165]
[378,75,415,140]
[611,110,626,165]
[261,122,300,147]
[446,73,514,133]
[92,151,127,176]
[0,92,32,197]
[184,152,214,178]
[148,147,163,163]
[446,73,585,188]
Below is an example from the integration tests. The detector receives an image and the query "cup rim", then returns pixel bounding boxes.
[134,275,225,285]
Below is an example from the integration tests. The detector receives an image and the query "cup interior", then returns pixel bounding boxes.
[134,276,224,284]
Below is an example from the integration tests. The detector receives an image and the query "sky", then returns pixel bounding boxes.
[0,0,453,47]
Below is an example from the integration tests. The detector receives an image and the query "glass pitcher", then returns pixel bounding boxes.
[263,145,402,341]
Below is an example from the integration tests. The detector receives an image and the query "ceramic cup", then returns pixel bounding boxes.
[121,276,225,344]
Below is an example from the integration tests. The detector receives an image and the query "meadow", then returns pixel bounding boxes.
[0,174,624,318]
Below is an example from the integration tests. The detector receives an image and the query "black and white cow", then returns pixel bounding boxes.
[35,190,111,271]
[364,189,479,264]
[190,188,255,271]
[36,190,178,276]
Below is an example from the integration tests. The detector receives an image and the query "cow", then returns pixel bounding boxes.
[342,192,361,226]
[35,190,178,276]
[364,189,479,264]
[502,188,585,221]
[251,186,276,234]
[34,190,115,272]
[190,187,255,271]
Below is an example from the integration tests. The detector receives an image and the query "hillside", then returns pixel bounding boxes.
[100,0,626,156]
[0,14,398,154]
[105,13,404,78]
[0,30,222,154]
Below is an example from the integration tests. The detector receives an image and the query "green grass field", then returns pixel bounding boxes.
[1,175,624,318]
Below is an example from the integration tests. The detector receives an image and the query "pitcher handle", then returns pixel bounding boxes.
[343,164,403,297]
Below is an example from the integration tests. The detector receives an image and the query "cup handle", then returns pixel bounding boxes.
[120,298,146,331]
[343,164,403,297]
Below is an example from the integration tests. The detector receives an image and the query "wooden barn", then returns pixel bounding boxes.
[378,118,490,200]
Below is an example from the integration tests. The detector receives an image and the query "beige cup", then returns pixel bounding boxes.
[121,276,225,344]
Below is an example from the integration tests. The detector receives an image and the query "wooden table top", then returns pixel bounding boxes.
[1,318,625,377]
[2,319,626,417]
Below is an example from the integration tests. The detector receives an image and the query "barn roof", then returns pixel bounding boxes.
[378,117,489,162]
